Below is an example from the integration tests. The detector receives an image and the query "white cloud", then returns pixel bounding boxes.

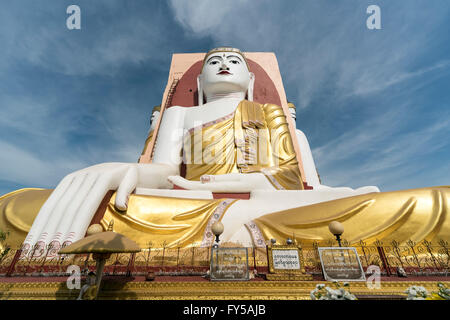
[0,139,84,188]
[0,95,145,191]
[0,96,70,139]
[169,0,250,35]
[313,107,450,190]
[347,60,450,97]
[0,1,172,76]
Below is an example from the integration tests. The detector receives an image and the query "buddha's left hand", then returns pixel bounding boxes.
[167,173,275,192]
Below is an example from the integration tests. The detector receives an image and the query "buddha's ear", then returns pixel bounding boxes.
[197,74,204,106]
[248,72,255,102]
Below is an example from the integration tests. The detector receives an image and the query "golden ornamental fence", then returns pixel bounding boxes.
[0,239,448,277]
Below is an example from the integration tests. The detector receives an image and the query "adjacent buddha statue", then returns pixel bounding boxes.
[0,47,449,255]
[139,105,161,160]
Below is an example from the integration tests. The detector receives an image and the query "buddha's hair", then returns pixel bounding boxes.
[202,47,249,70]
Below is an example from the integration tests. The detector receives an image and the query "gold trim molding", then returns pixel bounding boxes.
[1,280,449,300]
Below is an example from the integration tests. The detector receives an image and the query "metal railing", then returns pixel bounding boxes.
[0,239,448,277]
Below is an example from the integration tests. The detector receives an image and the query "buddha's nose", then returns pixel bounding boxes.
[219,61,230,71]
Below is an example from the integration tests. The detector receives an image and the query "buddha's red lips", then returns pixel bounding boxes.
[217,71,232,75]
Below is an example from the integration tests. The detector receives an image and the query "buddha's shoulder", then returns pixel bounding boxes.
[261,103,284,113]
[163,105,188,116]
[239,100,282,110]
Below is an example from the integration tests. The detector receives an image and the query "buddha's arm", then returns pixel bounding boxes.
[168,172,275,192]
[116,107,187,205]
[152,106,186,169]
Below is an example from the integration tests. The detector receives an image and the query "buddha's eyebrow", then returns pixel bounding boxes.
[206,55,223,63]
[226,55,243,62]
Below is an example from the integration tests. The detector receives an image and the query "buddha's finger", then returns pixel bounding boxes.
[115,166,138,211]
[54,172,100,245]
[23,173,75,246]
[167,175,203,190]
[169,176,248,191]
[64,167,129,243]
[201,174,241,183]
[35,172,89,245]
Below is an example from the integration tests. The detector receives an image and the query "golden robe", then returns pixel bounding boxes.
[1,101,449,249]
[182,100,304,189]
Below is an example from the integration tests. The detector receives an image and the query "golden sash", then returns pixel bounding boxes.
[183,100,304,190]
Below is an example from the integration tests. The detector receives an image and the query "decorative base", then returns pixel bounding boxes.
[0,278,448,300]
[265,273,313,281]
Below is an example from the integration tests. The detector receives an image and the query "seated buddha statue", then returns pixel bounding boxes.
[139,105,160,161]
[0,47,449,256]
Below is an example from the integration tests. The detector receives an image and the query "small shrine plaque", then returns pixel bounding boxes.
[271,249,300,270]
[266,244,312,280]
[210,247,249,281]
[318,247,366,281]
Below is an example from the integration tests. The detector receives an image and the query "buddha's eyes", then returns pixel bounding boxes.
[209,59,241,65]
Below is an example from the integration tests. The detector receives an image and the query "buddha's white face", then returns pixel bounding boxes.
[201,52,251,96]
[149,110,160,131]
[289,107,296,121]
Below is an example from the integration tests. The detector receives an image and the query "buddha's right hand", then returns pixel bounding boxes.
[168,172,276,192]
[24,162,177,249]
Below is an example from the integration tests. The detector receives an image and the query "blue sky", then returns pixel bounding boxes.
[0,0,449,195]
